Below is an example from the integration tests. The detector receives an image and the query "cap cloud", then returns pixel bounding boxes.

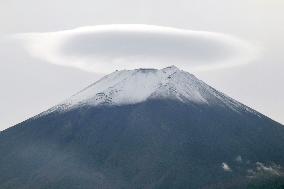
[15,24,259,73]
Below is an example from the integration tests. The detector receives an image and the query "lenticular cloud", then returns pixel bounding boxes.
[15,25,259,73]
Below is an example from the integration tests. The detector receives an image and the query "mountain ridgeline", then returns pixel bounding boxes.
[0,66,284,189]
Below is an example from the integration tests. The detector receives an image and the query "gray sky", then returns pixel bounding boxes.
[0,0,283,130]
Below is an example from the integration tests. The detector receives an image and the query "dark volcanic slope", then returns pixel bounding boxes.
[0,99,284,189]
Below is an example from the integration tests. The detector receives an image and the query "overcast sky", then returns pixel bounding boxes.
[0,0,283,130]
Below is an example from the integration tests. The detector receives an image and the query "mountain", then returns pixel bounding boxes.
[0,66,284,189]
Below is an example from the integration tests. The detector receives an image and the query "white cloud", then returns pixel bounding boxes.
[255,162,281,176]
[222,162,232,172]
[235,155,242,163]
[15,24,259,73]
[247,162,282,178]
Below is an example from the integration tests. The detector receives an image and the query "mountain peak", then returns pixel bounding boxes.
[60,66,206,108]
[133,65,180,74]
[162,65,180,72]
[44,66,259,117]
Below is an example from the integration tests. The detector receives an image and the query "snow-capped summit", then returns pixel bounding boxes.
[46,65,259,117]
[60,65,207,108]
[67,65,207,105]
